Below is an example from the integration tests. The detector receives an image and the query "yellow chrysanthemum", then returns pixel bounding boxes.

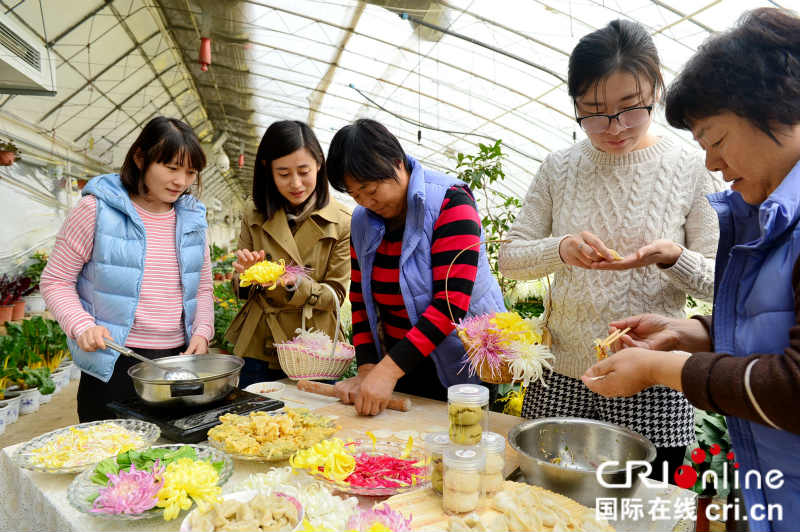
[219,302,228,309]
[239,259,286,288]
[156,458,221,521]
[490,312,542,345]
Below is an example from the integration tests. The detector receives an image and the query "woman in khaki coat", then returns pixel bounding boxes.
[225,120,351,387]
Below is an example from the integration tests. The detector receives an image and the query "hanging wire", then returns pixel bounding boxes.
[349,83,541,163]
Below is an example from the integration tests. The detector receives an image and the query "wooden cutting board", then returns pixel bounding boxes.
[384,480,607,531]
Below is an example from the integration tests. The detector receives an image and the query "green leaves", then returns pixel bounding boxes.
[90,445,201,485]
[454,139,520,295]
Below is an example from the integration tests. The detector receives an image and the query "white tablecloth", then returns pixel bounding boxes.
[0,386,693,532]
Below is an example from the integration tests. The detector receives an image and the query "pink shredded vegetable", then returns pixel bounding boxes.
[344,453,426,489]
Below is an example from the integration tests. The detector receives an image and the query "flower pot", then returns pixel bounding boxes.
[0,150,16,166]
[39,388,53,403]
[11,298,25,320]
[0,396,20,424]
[24,292,46,314]
[0,410,5,436]
[52,369,70,393]
[0,304,12,324]
[71,363,81,380]
[6,388,40,415]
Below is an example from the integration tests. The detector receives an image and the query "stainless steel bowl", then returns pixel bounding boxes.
[508,417,656,507]
[127,354,244,408]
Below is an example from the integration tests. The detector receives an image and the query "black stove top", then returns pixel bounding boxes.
[108,389,284,443]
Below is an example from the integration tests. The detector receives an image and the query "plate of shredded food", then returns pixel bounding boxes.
[290,435,429,497]
[180,489,304,532]
[67,443,233,521]
[207,407,338,462]
[12,419,160,473]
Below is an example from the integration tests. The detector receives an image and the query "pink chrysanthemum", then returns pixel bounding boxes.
[346,504,413,532]
[91,462,164,515]
[456,315,516,379]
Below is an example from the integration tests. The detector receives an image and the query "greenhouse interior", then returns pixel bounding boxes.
[0,0,798,531]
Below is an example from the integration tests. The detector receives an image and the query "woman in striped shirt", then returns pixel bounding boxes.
[327,119,505,416]
[40,117,214,421]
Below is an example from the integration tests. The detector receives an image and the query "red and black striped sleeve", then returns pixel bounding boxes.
[388,185,482,375]
[349,240,380,366]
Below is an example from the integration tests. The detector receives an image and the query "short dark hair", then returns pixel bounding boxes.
[568,19,664,106]
[326,119,412,193]
[120,116,206,196]
[253,120,329,219]
[666,8,800,143]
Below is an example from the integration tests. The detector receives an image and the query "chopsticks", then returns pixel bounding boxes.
[598,327,630,348]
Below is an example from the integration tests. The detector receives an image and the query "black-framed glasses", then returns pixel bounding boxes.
[576,105,654,134]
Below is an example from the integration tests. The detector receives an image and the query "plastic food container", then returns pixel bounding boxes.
[447,384,489,445]
[442,445,485,515]
[481,431,506,497]
[424,432,450,495]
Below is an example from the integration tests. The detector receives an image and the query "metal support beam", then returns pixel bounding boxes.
[399,12,565,83]
[307,3,365,128]
[97,86,192,159]
[46,0,113,48]
[39,31,160,123]
[108,3,192,125]
[74,64,178,143]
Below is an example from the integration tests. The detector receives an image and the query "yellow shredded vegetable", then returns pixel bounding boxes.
[29,423,143,468]
[290,438,355,482]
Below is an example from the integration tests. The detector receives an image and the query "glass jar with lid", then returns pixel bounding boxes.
[424,432,450,495]
[447,384,489,445]
[480,431,506,497]
[442,445,485,515]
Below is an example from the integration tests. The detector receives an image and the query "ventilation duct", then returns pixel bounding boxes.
[0,13,56,96]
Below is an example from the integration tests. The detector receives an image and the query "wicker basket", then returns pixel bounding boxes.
[275,283,355,381]
[447,240,553,385]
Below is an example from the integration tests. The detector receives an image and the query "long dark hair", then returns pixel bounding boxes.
[119,116,206,196]
[326,119,412,193]
[253,120,329,219]
[568,19,664,106]
[666,8,800,143]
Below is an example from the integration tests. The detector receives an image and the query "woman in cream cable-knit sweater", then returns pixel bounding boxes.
[499,19,723,481]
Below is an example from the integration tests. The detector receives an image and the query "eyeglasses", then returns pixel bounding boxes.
[576,105,654,134]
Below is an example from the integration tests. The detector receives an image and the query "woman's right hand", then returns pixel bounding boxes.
[233,249,266,273]
[77,325,112,352]
[559,231,617,268]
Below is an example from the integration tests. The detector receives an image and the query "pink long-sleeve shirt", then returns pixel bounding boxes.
[40,195,214,348]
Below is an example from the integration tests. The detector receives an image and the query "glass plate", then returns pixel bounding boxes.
[314,439,429,497]
[207,410,337,462]
[12,419,160,474]
[66,443,234,521]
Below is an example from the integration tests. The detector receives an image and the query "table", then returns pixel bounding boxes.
[0,384,694,531]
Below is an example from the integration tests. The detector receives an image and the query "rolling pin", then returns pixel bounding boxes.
[296,380,412,412]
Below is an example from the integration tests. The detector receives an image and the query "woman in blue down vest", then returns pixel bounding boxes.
[583,9,800,531]
[41,117,214,422]
[326,119,505,416]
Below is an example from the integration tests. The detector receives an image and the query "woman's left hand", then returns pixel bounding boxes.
[589,239,683,271]
[183,335,209,355]
[581,347,690,397]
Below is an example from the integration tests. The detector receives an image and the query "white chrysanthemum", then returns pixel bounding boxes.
[506,341,554,387]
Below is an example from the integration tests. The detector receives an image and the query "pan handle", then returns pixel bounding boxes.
[170,381,205,397]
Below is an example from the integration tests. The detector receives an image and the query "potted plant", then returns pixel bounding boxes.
[212,283,242,353]
[11,276,31,320]
[0,274,15,324]
[683,410,741,532]
[0,139,20,166]
[22,250,48,314]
